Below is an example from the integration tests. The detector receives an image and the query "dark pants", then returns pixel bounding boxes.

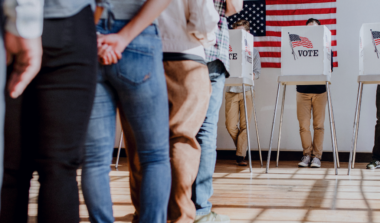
[0,6,97,223]
[373,85,380,160]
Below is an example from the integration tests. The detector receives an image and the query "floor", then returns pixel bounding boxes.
[27,159,380,223]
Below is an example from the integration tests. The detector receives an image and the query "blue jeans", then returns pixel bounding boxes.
[81,20,171,223]
[192,60,226,215]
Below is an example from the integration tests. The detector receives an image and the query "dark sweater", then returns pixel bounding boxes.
[296,50,334,94]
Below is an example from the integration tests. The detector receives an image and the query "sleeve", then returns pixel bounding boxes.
[331,49,333,72]
[252,49,261,79]
[187,0,220,48]
[3,0,44,39]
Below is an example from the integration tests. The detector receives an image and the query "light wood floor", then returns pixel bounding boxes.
[27,159,380,223]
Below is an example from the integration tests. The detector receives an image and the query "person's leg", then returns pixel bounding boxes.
[0,24,5,210]
[297,92,313,157]
[29,7,97,223]
[311,92,327,160]
[192,60,226,216]
[372,85,380,160]
[237,91,253,157]
[225,92,241,150]
[108,24,171,223]
[81,73,117,223]
[165,60,211,223]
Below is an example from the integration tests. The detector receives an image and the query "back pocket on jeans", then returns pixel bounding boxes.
[117,46,154,85]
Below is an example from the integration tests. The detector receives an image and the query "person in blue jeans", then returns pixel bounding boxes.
[80,1,172,222]
[192,0,243,222]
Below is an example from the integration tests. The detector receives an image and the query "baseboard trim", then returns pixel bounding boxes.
[113,149,372,163]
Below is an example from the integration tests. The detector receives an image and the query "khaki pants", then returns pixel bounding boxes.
[297,92,327,159]
[225,91,253,157]
[122,60,211,223]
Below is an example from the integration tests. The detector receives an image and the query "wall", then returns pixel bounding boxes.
[115,0,380,154]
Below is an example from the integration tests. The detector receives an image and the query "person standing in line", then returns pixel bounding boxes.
[366,85,380,169]
[1,1,106,222]
[225,20,261,166]
[80,0,172,223]
[160,0,219,222]
[0,0,44,211]
[297,18,334,168]
[192,0,243,222]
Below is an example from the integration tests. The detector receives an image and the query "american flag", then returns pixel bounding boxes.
[228,0,338,68]
[372,31,380,45]
[289,34,313,48]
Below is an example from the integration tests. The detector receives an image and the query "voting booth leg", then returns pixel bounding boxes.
[326,82,338,175]
[276,85,287,167]
[251,87,263,166]
[266,82,282,173]
[348,83,363,174]
[329,87,341,168]
[115,131,124,170]
[243,84,252,172]
[348,82,364,172]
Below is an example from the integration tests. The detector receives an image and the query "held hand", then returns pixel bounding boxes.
[5,32,43,98]
[97,34,124,65]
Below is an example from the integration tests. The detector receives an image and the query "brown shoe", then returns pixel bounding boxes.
[236,156,248,166]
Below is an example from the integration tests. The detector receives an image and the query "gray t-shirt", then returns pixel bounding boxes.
[101,0,148,20]
[226,48,261,93]
[44,0,102,18]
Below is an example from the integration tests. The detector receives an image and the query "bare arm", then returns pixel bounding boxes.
[4,0,44,98]
[225,0,243,17]
[98,0,172,65]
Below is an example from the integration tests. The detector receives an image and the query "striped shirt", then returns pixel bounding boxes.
[226,48,261,93]
[204,0,230,75]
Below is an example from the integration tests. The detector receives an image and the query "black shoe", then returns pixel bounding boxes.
[236,156,247,166]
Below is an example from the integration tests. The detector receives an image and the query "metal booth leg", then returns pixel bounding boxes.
[276,85,287,167]
[251,86,263,166]
[351,82,364,171]
[243,84,252,172]
[329,87,340,168]
[326,82,338,175]
[348,82,363,175]
[115,130,124,169]
[266,82,282,173]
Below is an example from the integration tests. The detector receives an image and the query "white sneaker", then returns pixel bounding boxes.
[194,212,230,223]
[310,157,321,168]
[298,155,311,167]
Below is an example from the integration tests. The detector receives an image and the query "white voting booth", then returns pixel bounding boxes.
[266,26,340,175]
[225,29,262,172]
[348,23,380,175]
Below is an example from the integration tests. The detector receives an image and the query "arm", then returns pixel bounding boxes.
[252,49,261,79]
[3,0,44,98]
[98,0,172,65]
[225,0,243,17]
[188,0,219,48]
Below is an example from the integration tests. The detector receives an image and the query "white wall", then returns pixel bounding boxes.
[115,0,380,153]
[217,0,380,153]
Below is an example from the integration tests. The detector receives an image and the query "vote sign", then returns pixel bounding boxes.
[359,23,380,75]
[228,29,254,80]
[281,26,332,76]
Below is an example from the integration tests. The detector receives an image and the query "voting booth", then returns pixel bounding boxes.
[228,29,254,80]
[224,29,262,172]
[281,26,332,76]
[359,23,380,76]
[266,25,340,175]
[348,23,380,175]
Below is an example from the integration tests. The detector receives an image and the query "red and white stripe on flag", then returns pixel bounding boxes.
[256,0,338,68]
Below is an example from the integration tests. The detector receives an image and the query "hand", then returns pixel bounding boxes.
[5,32,43,98]
[97,33,128,65]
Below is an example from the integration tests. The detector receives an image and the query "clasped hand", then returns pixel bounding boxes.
[97,33,129,65]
